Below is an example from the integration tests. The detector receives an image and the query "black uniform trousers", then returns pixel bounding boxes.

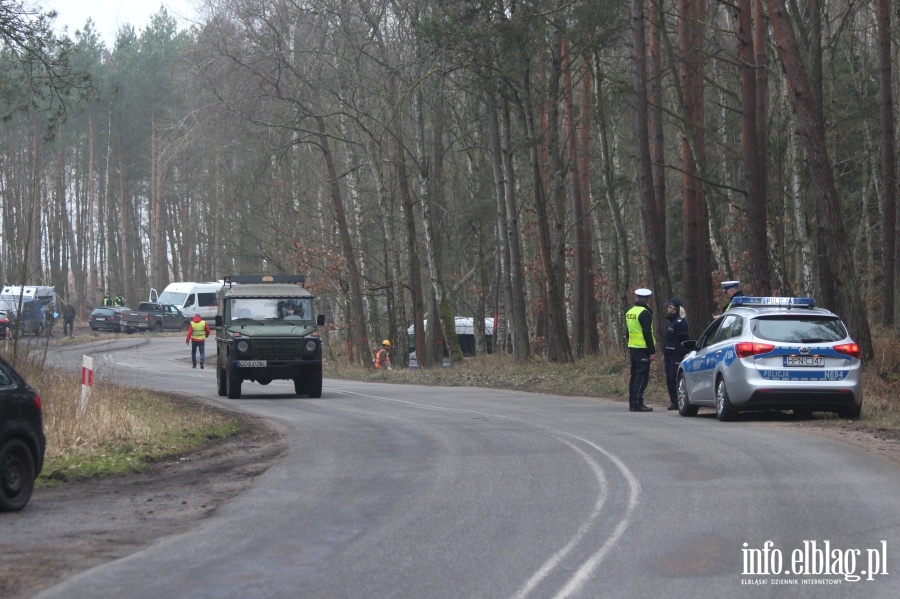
[628,348,652,408]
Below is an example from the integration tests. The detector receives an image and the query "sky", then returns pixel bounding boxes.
[40,0,198,46]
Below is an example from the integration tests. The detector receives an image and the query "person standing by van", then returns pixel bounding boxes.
[63,301,77,337]
[185,315,211,369]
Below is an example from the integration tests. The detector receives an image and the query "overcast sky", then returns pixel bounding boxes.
[41,0,198,46]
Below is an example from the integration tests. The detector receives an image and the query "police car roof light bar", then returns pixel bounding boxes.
[224,275,306,287]
[729,296,816,309]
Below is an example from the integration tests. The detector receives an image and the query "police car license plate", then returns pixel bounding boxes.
[237,360,267,367]
[783,356,824,367]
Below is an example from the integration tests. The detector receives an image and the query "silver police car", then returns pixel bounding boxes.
[676,297,863,421]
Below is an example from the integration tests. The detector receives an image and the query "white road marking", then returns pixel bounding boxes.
[327,387,641,599]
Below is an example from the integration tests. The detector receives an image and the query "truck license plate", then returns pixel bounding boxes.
[783,356,824,367]
[237,360,267,367]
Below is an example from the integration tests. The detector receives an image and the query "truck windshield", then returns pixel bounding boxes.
[228,298,312,322]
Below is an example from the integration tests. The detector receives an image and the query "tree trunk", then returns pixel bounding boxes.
[579,52,599,355]
[634,0,673,323]
[500,97,533,362]
[593,66,631,344]
[316,114,370,367]
[876,0,896,327]
[649,0,667,258]
[738,0,770,295]
[766,0,874,359]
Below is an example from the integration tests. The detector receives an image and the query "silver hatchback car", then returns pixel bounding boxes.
[676,297,863,421]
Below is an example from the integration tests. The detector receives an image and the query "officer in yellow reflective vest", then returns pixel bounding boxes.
[625,288,657,412]
[185,315,211,369]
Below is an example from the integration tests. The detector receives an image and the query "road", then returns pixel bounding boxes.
[37,338,900,598]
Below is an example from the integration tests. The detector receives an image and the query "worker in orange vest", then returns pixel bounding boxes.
[374,340,392,370]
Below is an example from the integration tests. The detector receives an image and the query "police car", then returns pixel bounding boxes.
[676,297,863,421]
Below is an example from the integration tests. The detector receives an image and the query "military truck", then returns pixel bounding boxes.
[215,275,325,399]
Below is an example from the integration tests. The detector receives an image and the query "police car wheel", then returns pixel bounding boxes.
[677,373,699,417]
[715,378,736,422]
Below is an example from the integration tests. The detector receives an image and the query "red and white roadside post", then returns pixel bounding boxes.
[80,355,93,414]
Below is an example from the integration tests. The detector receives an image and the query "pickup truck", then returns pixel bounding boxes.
[121,302,188,333]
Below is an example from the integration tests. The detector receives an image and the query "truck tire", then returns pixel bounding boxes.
[307,366,322,398]
[226,362,242,399]
[293,377,306,396]
[154,321,163,333]
[217,366,227,397]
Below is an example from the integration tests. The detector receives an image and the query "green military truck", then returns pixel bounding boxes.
[215,275,325,399]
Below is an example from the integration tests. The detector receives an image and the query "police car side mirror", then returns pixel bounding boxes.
[682,340,697,351]
[215,315,223,327]
[317,314,325,327]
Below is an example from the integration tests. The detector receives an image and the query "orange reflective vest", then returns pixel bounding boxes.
[374,347,390,369]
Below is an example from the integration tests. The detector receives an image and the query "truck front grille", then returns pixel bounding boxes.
[252,339,307,360]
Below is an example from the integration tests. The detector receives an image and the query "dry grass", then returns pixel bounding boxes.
[2,343,240,482]
[327,335,900,437]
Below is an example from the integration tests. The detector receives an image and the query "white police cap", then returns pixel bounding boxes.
[721,280,741,290]
[634,288,652,298]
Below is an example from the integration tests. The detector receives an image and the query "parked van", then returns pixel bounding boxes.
[0,285,56,313]
[0,297,45,336]
[407,317,495,358]
[155,282,222,323]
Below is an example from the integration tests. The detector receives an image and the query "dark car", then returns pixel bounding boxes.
[89,307,126,332]
[0,356,45,511]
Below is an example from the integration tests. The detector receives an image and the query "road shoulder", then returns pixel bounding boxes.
[0,406,286,599]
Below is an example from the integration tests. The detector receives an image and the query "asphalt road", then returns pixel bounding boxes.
[38,338,900,598]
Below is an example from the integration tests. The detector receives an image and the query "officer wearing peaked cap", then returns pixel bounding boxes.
[625,288,656,412]
[722,280,744,311]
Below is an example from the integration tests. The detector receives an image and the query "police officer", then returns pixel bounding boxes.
[663,298,690,410]
[113,292,125,307]
[625,288,656,412]
[102,293,113,307]
[722,280,744,311]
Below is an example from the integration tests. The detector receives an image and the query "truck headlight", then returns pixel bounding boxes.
[305,340,317,353]
[236,339,250,354]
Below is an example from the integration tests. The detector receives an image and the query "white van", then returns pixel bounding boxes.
[155,282,223,323]
[1,285,56,309]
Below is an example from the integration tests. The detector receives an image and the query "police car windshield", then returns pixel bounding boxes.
[751,316,846,343]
